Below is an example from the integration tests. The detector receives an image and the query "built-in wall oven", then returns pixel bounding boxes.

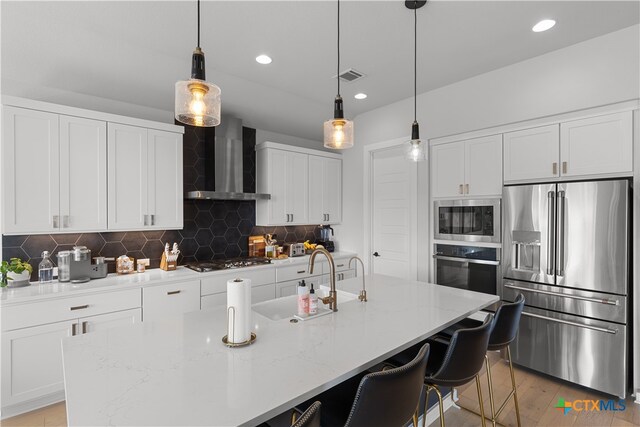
[434,199,501,243]
[433,244,501,311]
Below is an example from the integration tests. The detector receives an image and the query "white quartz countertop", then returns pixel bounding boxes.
[0,252,356,306]
[62,274,498,427]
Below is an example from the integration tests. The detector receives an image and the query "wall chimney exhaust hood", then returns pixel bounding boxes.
[185,117,271,201]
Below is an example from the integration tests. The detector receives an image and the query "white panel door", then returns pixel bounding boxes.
[2,106,60,233]
[268,149,288,224]
[308,156,325,224]
[251,284,276,304]
[464,134,503,197]
[560,111,633,177]
[431,141,465,198]
[504,124,560,182]
[147,129,183,229]
[59,115,107,232]
[1,320,74,407]
[287,152,309,224]
[79,308,141,334]
[371,146,417,280]
[107,123,148,230]
[323,158,342,223]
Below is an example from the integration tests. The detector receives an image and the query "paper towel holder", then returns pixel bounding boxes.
[222,306,257,347]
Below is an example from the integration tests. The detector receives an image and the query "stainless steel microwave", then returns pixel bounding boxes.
[434,199,501,243]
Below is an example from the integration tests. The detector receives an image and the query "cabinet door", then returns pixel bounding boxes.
[1,320,74,407]
[59,115,107,232]
[464,134,503,197]
[79,308,141,334]
[276,280,299,298]
[2,106,60,233]
[504,125,560,182]
[142,281,200,322]
[252,283,276,304]
[107,123,148,230]
[268,149,288,225]
[286,152,309,224]
[560,111,633,177]
[147,130,183,229]
[308,156,325,224]
[431,141,465,198]
[323,158,342,223]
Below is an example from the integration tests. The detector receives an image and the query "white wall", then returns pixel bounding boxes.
[338,23,639,397]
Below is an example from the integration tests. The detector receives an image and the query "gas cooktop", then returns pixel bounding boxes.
[185,257,271,272]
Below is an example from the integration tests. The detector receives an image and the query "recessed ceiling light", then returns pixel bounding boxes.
[354,93,367,100]
[532,19,556,32]
[255,54,272,65]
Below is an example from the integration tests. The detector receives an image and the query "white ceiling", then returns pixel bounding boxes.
[2,1,639,141]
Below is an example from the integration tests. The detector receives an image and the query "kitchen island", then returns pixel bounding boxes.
[61,274,498,426]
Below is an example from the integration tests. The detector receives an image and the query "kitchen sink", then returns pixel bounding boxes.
[252,285,358,321]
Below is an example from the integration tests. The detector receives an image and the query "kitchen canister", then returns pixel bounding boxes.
[223,278,255,346]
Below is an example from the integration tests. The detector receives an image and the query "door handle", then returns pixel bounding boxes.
[562,161,567,174]
[291,214,293,222]
[150,214,155,226]
[556,191,565,276]
[62,215,70,228]
[70,304,89,311]
[432,255,499,266]
[459,184,463,194]
[82,321,88,334]
[552,162,558,175]
[373,252,380,257]
[465,184,469,194]
[71,323,77,336]
[546,191,556,275]
[521,311,617,334]
[53,215,59,228]
[143,214,148,226]
[504,283,619,305]
[167,290,181,295]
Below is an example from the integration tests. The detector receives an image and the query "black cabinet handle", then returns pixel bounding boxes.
[167,290,181,295]
[373,252,380,257]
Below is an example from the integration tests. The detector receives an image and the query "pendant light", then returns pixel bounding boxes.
[175,0,221,127]
[324,0,354,149]
[405,0,426,162]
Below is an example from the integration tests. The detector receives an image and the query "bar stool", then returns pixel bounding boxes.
[291,401,321,427]
[298,343,430,427]
[387,315,493,427]
[443,295,525,427]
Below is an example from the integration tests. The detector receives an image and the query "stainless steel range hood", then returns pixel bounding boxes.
[185,117,270,201]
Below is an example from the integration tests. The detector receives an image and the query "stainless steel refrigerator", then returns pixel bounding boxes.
[501,179,630,398]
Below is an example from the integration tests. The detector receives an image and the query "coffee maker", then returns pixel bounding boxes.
[57,246,109,283]
[317,225,335,252]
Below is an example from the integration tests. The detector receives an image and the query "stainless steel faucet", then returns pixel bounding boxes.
[349,256,367,302]
[308,248,337,312]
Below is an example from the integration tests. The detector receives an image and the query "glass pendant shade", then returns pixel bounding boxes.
[406,139,426,162]
[175,79,221,127]
[324,118,354,149]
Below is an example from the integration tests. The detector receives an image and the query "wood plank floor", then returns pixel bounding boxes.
[2,352,638,427]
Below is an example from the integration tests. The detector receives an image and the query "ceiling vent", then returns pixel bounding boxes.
[336,68,365,83]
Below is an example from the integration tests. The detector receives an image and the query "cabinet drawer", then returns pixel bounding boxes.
[332,258,353,273]
[143,280,200,322]
[1,288,141,331]
[201,268,275,296]
[276,263,323,282]
[201,293,227,310]
[276,276,324,298]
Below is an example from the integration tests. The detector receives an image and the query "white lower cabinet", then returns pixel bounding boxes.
[1,289,142,415]
[201,293,227,310]
[276,276,324,298]
[142,281,200,322]
[252,284,276,304]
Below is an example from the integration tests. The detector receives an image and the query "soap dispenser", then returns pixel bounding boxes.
[297,280,309,316]
[309,283,318,315]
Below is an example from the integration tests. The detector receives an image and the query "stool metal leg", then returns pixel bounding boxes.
[475,375,487,427]
[507,346,522,427]
[413,408,419,427]
[484,355,497,427]
[423,385,445,427]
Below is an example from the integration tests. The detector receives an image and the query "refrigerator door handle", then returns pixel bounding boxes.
[521,311,618,335]
[504,283,619,306]
[557,190,565,276]
[546,191,556,275]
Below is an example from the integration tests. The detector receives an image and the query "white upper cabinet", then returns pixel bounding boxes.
[503,112,633,182]
[147,129,183,229]
[2,107,60,234]
[504,125,559,182]
[309,156,342,224]
[108,123,148,230]
[59,116,107,231]
[560,111,633,177]
[431,142,465,198]
[257,143,339,226]
[108,124,183,231]
[431,135,502,198]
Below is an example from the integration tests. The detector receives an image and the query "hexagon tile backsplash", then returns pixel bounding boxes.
[2,124,322,280]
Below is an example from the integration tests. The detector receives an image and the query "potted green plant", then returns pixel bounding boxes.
[1,258,33,288]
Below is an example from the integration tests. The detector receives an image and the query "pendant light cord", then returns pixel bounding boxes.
[414,2,417,122]
[337,0,341,97]
[197,0,201,48]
